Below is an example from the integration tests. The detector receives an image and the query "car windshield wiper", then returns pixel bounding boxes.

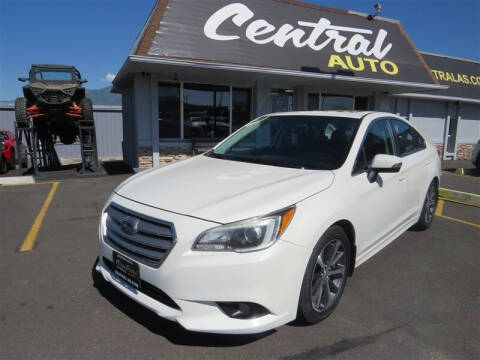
[205,151,228,160]
[206,152,329,170]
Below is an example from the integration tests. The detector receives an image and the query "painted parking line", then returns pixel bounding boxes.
[435,199,445,217]
[435,199,480,229]
[19,181,60,252]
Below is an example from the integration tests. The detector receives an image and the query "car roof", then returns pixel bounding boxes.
[264,111,405,120]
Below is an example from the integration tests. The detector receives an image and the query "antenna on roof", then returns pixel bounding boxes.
[367,3,382,21]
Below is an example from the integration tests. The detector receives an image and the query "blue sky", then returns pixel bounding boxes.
[1,0,479,100]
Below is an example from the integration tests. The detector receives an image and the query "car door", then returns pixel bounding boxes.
[389,119,429,220]
[350,118,408,256]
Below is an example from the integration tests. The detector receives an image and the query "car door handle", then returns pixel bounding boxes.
[399,176,406,182]
[425,160,432,165]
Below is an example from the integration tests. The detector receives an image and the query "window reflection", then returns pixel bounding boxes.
[271,89,294,113]
[307,93,320,110]
[232,88,252,132]
[184,83,230,139]
[322,94,353,110]
[158,82,180,138]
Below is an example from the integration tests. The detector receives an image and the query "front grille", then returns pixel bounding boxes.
[104,203,176,268]
[40,91,68,104]
[102,257,180,310]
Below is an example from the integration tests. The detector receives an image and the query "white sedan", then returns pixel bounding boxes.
[95,111,440,334]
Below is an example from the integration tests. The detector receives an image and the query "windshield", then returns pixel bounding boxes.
[33,69,74,81]
[206,115,361,170]
[0,132,8,141]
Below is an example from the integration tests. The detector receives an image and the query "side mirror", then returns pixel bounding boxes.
[18,77,28,82]
[79,79,88,84]
[367,154,402,183]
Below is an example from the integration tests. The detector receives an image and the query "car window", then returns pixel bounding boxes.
[208,115,361,170]
[390,119,426,157]
[0,132,8,141]
[353,119,395,174]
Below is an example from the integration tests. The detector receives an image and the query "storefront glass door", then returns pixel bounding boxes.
[321,94,353,110]
[271,89,294,112]
[183,83,230,139]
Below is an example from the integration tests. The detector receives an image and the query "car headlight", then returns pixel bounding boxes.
[63,87,76,96]
[30,87,43,96]
[193,207,295,252]
[100,211,108,238]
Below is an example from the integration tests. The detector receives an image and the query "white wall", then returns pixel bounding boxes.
[457,103,480,144]
[410,100,447,144]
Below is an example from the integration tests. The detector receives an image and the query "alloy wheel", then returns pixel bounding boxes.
[311,238,346,312]
[424,184,437,223]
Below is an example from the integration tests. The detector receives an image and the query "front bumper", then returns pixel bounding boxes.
[96,195,309,334]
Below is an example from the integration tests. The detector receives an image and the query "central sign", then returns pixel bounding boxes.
[203,3,392,60]
[139,0,436,84]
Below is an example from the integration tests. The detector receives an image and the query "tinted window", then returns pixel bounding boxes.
[354,96,369,110]
[271,89,294,112]
[158,82,181,138]
[307,93,320,110]
[232,88,252,132]
[184,83,230,139]
[0,132,8,141]
[390,119,426,156]
[321,94,353,110]
[354,120,395,174]
[208,115,361,170]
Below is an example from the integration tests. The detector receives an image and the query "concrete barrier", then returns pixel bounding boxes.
[0,176,35,186]
[439,188,480,207]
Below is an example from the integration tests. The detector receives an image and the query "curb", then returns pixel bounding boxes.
[0,176,35,186]
[439,187,480,207]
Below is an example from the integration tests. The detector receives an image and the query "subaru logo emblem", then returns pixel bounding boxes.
[120,216,139,235]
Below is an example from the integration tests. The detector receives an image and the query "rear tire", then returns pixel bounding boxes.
[297,225,350,324]
[15,97,28,126]
[412,180,438,231]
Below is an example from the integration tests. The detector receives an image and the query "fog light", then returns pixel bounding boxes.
[217,302,269,319]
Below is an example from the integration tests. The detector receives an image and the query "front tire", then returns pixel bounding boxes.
[412,180,438,231]
[297,225,350,324]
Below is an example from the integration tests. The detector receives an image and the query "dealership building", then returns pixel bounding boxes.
[112,0,480,168]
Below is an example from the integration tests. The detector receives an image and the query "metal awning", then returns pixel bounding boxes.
[112,55,447,95]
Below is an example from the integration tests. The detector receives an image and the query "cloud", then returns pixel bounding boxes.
[101,73,116,82]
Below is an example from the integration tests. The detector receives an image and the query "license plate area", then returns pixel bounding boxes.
[113,252,140,289]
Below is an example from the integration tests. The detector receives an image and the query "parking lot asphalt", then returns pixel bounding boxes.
[1,171,479,360]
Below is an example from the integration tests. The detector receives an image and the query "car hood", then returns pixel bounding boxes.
[115,155,334,224]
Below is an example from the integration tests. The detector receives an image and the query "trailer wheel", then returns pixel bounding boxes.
[15,97,28,126]
[80,97,94,125]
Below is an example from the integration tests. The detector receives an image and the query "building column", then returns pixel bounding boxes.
[294,86,306,111]
[253,82,271,117]
[150,74,159,167]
